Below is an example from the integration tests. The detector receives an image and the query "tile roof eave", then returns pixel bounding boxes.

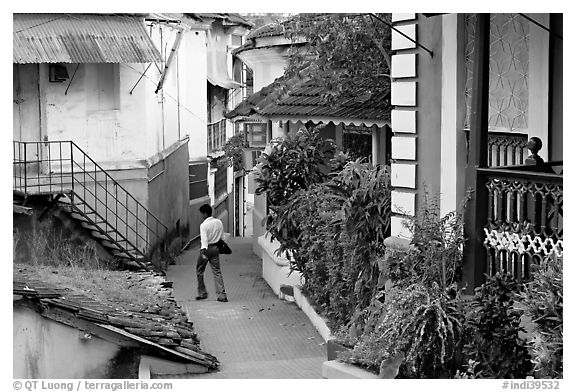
[98,324,217,367]
[13,269,219,369]
[264,114,390,128]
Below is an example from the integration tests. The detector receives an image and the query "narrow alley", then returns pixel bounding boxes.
[164,237,326,379]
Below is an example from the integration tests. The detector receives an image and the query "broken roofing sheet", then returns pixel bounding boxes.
[13,267,219,369]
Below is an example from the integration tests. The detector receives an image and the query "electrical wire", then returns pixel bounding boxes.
[14,15,68,34]
[121,63,208,125]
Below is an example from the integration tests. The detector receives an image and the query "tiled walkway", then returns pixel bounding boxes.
[165,237,326,378]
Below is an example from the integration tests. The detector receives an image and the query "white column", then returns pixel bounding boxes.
[440,14,459,217]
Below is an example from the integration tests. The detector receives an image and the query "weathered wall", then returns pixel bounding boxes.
[187,196,211,240]
[14,23,208,169]
[147,138,190,246]
[13,303,120,378]
[13,64,41,143]
[39,62,153,165]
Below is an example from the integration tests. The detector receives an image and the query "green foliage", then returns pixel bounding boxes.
[283,13,391,103]
[219,131,247,172]
[254,128,391,329]
[338,284,462,378]
[462,273,533,379]
[279,161,391,329]
[254,127,337,209]
[336,197,469,378]
[519,257,563,378]
[327,161,391,316]
[384,193,468,290]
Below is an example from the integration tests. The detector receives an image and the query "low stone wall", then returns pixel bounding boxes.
[322,360,379,379]
[293,286,332,342]
[257,235,303,297]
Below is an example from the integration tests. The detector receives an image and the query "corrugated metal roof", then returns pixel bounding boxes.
[14,14,163,64]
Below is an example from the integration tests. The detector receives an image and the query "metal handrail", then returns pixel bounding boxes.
[69,141,167,228]
[13,140,168,260]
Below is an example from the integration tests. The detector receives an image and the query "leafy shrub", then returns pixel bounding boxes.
[338,284,462,378]
[254,127,337,209]
[462,273,533,378]
[337,197,472,378]
[254,128,391,329]
[384,193,468,290]
[254,127,341,262]
[519,257,563,378]
[328,161,391,320]
[281,161,391,329]
[219,131,247,172]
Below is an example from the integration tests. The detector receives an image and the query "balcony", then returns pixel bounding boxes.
[477,162,562,281]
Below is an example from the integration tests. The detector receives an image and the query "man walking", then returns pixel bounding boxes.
[196,204,228,302]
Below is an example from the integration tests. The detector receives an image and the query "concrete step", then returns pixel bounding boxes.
[113,249,145,260]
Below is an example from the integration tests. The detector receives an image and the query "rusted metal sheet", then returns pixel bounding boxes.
[14,13,162,64]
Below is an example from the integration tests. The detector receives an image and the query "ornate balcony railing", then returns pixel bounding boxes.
[478,163,563,281]
[487,131,528,167]
[465,130,529,167]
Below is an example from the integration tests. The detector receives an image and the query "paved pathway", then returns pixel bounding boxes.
[165,237,326,378]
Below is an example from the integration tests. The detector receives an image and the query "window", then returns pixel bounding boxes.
[342,124,373,162]
[245,122,267,147]
[86,64,120,111]
[207,119,227,153]
[189,162,208,200]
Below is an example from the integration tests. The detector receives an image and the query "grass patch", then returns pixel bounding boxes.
[14,224,118,271]
[13,225,162,311]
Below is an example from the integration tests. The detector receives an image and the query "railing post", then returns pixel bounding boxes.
[70,142,74,194]
[23,142,27,194]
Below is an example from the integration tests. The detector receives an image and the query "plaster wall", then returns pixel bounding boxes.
[147,138,190,245]
[415,17,443,205]
[254,62,288,91]
[31,24,208,169]
[39,62,157,165]
[150,26,208,163]
[13,304,120,379]
[237,46,290,91]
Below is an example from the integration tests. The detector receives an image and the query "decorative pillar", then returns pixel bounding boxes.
[389,13,418,240]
